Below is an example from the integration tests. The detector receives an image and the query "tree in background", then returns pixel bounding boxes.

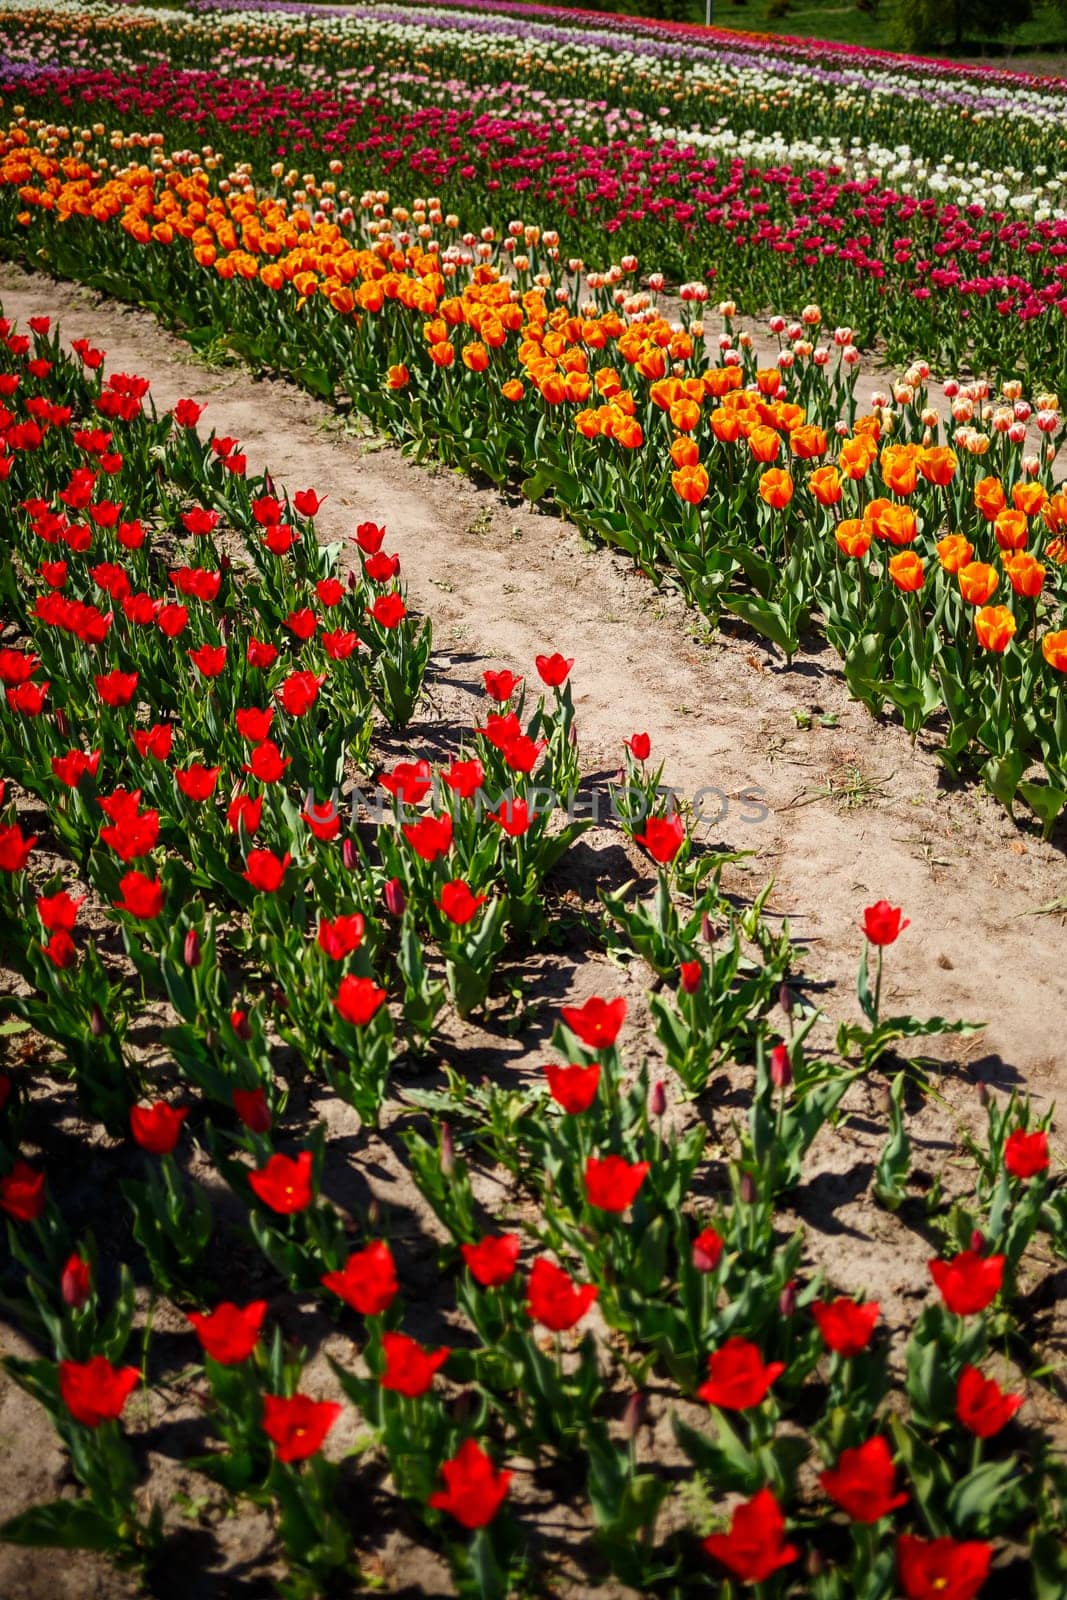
[890,0,1032,48]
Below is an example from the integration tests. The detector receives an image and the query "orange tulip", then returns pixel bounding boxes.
[1004,553,1045,598]
[888,551,924,592]
[974,476,1007,520]
[1012,481,1047,515]
[672,464,709,505]
[386,364,410,390]
[835,519,872,558]
[704,366,744,399]
[613,417,644,449]
[790,425,828,460]
[501,379,525,402]
[837,436,876,480]
[759,469,794,510]
[992,509,1028,552]
[669,398,702,433]
[755,367,782,397]
[974,605,1016,652]
[670,436,700,469]
[710,407,742,444]
[574,409,600,439]
[808,465,842,507]
[918,446,958,487]
[429,341,455,368]
[958,562,999,605]
[1041,492,1067,537]
[880,445,920,496]
[866,499,917,546]
[462,342,489,373]
[1041,629,1067,671]
[595,367,622,398]
[748,426,781,464]
[935,534,973,574]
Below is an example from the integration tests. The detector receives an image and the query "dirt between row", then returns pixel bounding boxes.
[0,262,1063,1600]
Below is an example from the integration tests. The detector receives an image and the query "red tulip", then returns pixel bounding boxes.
[228,795,263,835]
[679,960,702,993]
[929,1251,1004,1315]
[59,1356,139,1427]
[819,1436,908,1522]
[233,1087,271,1133]
[535,652,573,687]
[483,668,522,701]
[380,759,433,804]
[813,1296,880,1356]
[861,900,909,945]
[526,1257,598,1331]
[369,592,406,628]
[441,757,485,799]
[461,1233,521,1287]
[60,1253,92,1310]
[0,823,37,872]
[544,1062,600,1114]
[188,644,227,679]
[560,996,626,1049]
[334,974,387,1026]
[584,1154,650,1213]
[113,871,165,919]
[235,706,274,743]
[403,812,453,862]
[0,1160,46,1221]
[175,763,220,802]
[188,1301,268,1365]
[130,1102,188,1155]
[242,849,291,893]
[896,1534,993,1600]
[248,1151,314,1214]
[634,812,686,863]
[691,1227,724,1273]
[703,1487,798,1584]
[1003,1128,1049,1179]
[696,1338,784,1409]
[380,1332,449,1397]
[321,1241,398,1315]
[262,1393,342,1462]
[37,890,85,932]
[955,1366,1023,1438]
[317,914,366,960]
[437,879,487,926]
[625,732,651,761]
[293,488,324,517]
[429,1438,511,1528]
[243,741,290,784]
[95,669,139,706]
[173,398,205,427]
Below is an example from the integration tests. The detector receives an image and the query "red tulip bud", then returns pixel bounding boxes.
[90,1004,105,1037]
[384,877,406,917]
[970,1229,985,1254]
[977,1081,991,1106]
[440,1122,455,1178]
[769,1043,792,1089]
[778,1278,797,1317]
[230,1008,252,1041]
[183,928,201,968]
[60,1253,91,1309]
[701,912,717,944]
[740,1172,757,1204]
[621,1392,645,1440]
[779,981,793,1015]
[650,1079,667,1118]
[342,836,357,871]
[55,706,70,739]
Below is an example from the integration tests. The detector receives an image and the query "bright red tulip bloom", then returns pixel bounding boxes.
[483,669,522,701]
[544,1062,600,1114]
[1004,1128,1049,1179]
[526,1257,598,1331]
[59,1356,139,1427]
[113,871,165,919]
[0,1160,46,1221]
[175,763,220,802]
[262,1393,342,1462]
[380,1332,449,1397]
[379,759,433,803]
[228,795,263,835]
[243,850,291,893]
[461,1233,521,1288]
[819,1436,908,1522]
[370,592,406,628]
[861,900,909,945]
[490,797,532,836]
[243,741,290,784]
[235,706,274,743]
[929,1251,1005,1315]
[560,996,627,1050]
[813,1297,880,1356]
[625,733,651,761]
[37,890,85,932]
[429,1439,511,1529]
[692,1227,724,1273]
[188,1301,268,1365]
[441,758,484,799]
[955,1366,1023,1438]
[0,823,37,872]
[500,733,545,774]
[334,974,387,1026]
[130,1102,188,1155]
[437,880,486,925]
[703,1488,798,1584]
[584,1154,650,1213]
[697,1338,784,1409]
[321,1241,398,1315]
[278,668,324,715]
[248,1151,314,1214]
[293,488,324,517]
[317,914,366,960]
[679,960,702,993]
[897,1534,993,1600]
[188,644,227,679]
[301,801,340,841]
[95,669,139,706]
[635,812,686,863]
[403,812,453,862]
[51,749,99,788]
[60,1253,92,1310]
[535,652,573,687]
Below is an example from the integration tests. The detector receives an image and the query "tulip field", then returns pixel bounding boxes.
[0,1,1065,1598]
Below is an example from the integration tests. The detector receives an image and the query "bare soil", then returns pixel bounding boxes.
[0,262,1063,1600]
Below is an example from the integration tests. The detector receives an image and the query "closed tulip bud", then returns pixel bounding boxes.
[440,1122,455,1178]
[740,1172,757,1204]
[55,706,69,739]
[384,877,406,917]
[342,837,357,872]
[650,1080,667,1118]
[60,1253,91,1309]
[778,1279,797,1317]
[779,981,793,1015]
[205,1026,219,1051]
[90,1003,105,1037]
[806,1548,825,1579]
[970,1229,985,1254]
[348,569,359,592]
[220,613,231,641]
[183,928,201,968]
[701,912,716,944]
[621,1392,645,1440]
[978,1081,991,1106]
[770,1044,792,1089]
